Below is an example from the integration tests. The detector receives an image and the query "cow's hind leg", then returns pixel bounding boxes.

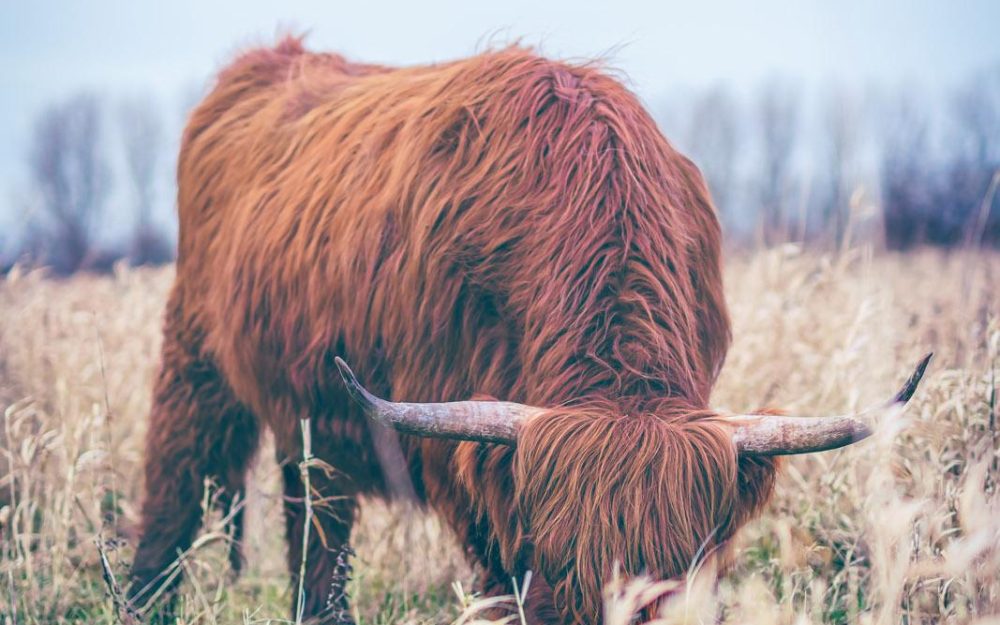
[216,482,249,577]
[128,324,259,619]
[278,432,364,625]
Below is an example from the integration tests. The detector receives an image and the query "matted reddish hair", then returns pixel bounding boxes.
[130,36,778,624]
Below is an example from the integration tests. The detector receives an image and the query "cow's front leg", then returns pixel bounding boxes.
[476,564,560,625]
[278,446,358,625]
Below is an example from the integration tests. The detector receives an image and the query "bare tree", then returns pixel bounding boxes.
[820,86,863,244]
[755,80,799,244]
[879,91,934,249]
[878,67,999,250]
[27,93,110,273]
[952,66,1000,167]
[120,95,173,264]
[686,86,741,225]
[950,66,1000,247]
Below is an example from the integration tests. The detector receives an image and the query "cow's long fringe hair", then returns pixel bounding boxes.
[162,36,780,624]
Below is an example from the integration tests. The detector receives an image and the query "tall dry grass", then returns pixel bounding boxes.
[0,247,997,624]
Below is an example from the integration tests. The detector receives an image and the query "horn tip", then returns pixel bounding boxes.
[894,352,933,404]
[334,356,368,404]
[334,356,354,382]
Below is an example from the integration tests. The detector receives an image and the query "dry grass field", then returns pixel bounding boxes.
[1,247,998,625]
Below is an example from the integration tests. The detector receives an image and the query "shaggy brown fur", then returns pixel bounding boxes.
[130,37,779,624]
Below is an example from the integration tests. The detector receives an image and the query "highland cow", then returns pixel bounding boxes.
[129,37,929,624]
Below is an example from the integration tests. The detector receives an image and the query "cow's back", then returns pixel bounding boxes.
[174,37,729,450]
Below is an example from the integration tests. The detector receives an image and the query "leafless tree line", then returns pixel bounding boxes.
[8,65,999,274]
[17,93,174,274]
[670,65,1000,250]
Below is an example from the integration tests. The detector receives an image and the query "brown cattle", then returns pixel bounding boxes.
[129,37,929,624]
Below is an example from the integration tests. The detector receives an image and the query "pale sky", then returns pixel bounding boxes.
[1,0,998,248]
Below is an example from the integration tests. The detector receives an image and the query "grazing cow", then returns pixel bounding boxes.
[129,37,929,624]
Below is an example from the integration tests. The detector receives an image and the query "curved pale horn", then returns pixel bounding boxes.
[334,357,544,445]
[724,353,933,456]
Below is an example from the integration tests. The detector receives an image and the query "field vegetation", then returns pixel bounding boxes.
[1,247,998,624]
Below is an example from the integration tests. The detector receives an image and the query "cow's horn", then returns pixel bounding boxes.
[724,353,933,456]
[334,357,543,445]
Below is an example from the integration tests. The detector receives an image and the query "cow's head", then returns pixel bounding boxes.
[335,353,931,622]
